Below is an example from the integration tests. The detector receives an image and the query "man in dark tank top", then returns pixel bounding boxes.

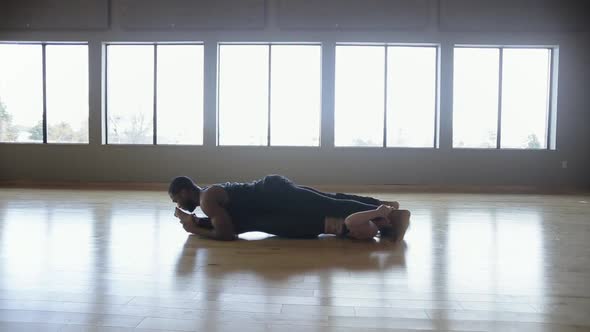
[169,174,410,241]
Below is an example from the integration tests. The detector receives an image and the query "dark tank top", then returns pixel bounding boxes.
[218,179,266,214]
[216,178,270,234]
[196,179,264,229]
[216,177,324,238]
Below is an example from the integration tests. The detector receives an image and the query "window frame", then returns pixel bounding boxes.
[103,42,205,146]
[453,44,558,150]
[216,42,323,147]
[0,41,89,145]
[334,43,440,149]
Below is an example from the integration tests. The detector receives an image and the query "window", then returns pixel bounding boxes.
[157,45,204,145]
[335,46,385,147]
[0,43,88,143]
[218,45,268,146]
[334,45,438,147]
[387,47,437,147]
[501,49,552,149]
[270,45,321,146]
[0,44,43,143]
[453,47,553,149]
[107,45,154,144]
[105,44,204,145]
[453,48,499,148]
[218,44,321,146]
[46,45,89,143]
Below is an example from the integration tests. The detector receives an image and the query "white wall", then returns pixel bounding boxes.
[0,0,589,187]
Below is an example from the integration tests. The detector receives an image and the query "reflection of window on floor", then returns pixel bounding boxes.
[0,43,88,144]
[105,44,204,145]
[453,47,554,149]
[218,44,321,146]
[448,209,543,293]
[334,45,438,148]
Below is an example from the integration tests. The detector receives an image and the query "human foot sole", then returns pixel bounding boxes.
[386,209,411,242]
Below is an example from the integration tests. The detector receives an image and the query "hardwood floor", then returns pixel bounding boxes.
[1,188,590,332]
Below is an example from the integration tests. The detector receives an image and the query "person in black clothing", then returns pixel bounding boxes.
[169,174,410,241]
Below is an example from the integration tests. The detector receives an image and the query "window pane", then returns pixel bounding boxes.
[157,45,204,145]
[335,46,385,147]
[107,45,154,144]
[218,45,269,146]
[0,44,43,143]
[46,45,89,143]
[453,48,500,148]
[387,46,437,147]
[501,49,550,149]
[270,45,321,146]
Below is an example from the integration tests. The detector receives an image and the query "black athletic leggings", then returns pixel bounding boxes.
[259,175,380,218]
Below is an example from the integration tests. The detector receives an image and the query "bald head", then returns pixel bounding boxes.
[168,176,197,195]
[168,176,200,212]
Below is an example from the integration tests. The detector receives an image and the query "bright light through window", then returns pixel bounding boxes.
[501,48,551,149]
[453,48,500,148]
[157,45,204,145]
[335,46,385,147]
[387,46,437,147]
[107,45,154,144]
[218,44,321,146]
[0,44,43,143]
[218,44,269,146]
[270,45,321,146]
[46,45,89,143]
[453,47,552,149]
[335,45,437,148]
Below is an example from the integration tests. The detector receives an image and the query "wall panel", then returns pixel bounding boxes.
[440,0,589,32]
[120,0,266,30]
[278,0,432,30]
[0,0,109,30]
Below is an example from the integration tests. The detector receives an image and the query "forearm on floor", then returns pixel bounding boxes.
[188,216,215,237]
[189,216,235,240]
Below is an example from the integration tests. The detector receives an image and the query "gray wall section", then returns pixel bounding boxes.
[278,0,433,30]
[440,0,589,32]
[0,0,110,30]
[0,0,589,187]
[0,144,585,186]
[120,0,266,30]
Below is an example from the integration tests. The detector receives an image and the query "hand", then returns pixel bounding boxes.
[174,207,197,233]
[174,207,193,223]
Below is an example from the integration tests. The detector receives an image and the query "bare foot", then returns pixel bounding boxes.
[380,200,400,209]
[386,209,411,242]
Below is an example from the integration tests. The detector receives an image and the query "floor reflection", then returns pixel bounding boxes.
[447,208,544,296]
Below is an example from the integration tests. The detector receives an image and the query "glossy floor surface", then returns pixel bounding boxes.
[1,188,590,332]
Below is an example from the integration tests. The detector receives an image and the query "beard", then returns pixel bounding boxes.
[184,200,198,212]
